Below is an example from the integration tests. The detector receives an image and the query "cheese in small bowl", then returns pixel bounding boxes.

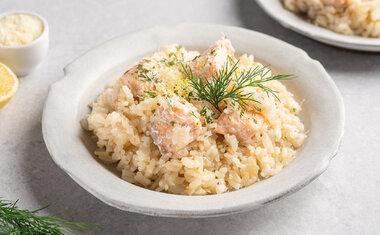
[0,11,49,76]
[0,13,44,47]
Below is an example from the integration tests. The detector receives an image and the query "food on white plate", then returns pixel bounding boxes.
[82,38,307,195]
[0,13,44,47]
[282,0,380,38]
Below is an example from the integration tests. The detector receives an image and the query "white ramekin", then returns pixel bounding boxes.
[0,11,49,77]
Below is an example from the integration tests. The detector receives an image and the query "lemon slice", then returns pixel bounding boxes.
[0,63,18,109]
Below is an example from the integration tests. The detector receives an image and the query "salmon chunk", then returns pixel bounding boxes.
[190,38,235,80]
[119,61,156,98]
[150,96,202,159]
[215,109,264,144]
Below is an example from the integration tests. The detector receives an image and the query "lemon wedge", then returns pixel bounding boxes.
[0,63,18,109]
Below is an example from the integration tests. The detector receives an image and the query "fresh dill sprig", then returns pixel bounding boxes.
[0,199,99,235]
[181,60,294,112]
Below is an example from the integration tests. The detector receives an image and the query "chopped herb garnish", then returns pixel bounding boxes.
[165,97,173,108]
[151,109,156,114]
[136,63,156,82]
[144,90,157,98]
[200,107,207,116]
[161,52,183,67]
[189,111,198,119]
[200,106,214,124]
[240,109,245,118]
[170,121,175,126]
[137,64,144,71]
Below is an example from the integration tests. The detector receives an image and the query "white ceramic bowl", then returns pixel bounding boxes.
[256,0,380,52]
[42,24,344,217]
[0,11,49,76]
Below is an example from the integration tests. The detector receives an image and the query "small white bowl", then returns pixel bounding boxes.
[42,24,344,217]
[0,11,49,76]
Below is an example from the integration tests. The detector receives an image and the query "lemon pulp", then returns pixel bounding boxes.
[0,63,18,108]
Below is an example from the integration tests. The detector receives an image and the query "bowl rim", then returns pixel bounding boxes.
[42,23,345,217]
[0,10,49,49]
[256,0,380,52]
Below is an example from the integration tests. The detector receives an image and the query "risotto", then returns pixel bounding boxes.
[82,38,306,195]
[282,0,380,38]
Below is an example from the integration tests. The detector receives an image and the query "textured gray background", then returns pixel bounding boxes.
[1,0,380,234]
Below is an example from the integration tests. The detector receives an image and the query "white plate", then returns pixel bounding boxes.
[42,23,344,217]
[256,0,380,52]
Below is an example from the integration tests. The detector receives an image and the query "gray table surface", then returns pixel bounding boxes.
[1,0,379,234]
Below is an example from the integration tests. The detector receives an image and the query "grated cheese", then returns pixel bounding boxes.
[0,13,44,47]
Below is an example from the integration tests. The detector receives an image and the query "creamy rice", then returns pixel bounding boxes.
[282,0,380,37]
[82,39,306,195]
